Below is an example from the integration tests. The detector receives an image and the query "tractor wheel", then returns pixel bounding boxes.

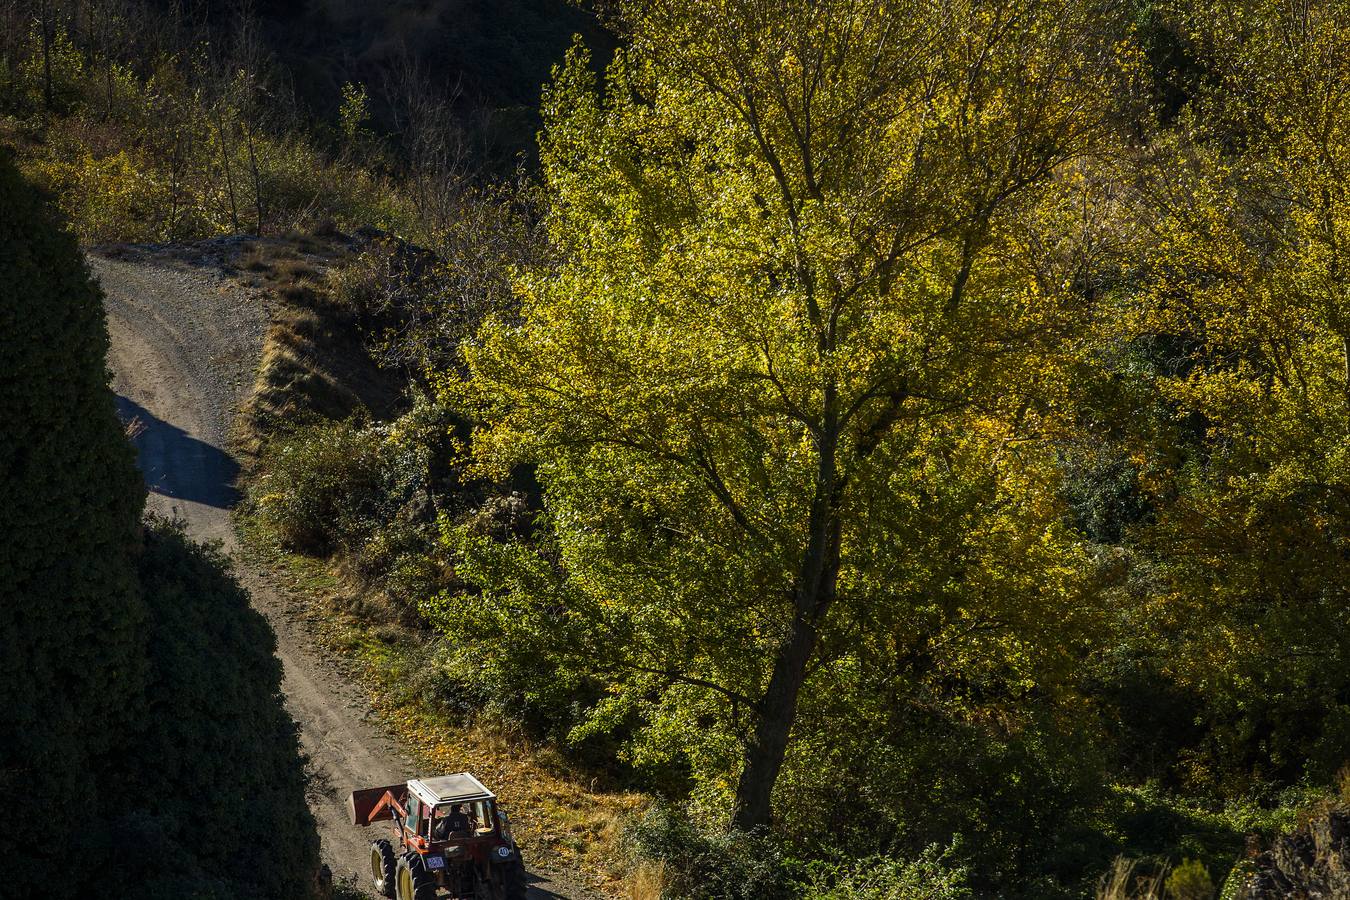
[395,854,417,900]
[471,869,497,900]
[409,858,438,900]
[370,839,397,898]
[503,859,528,900]
[397,852,437,900]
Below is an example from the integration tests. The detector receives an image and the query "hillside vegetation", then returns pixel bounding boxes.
[6,1,1350,898]
[0,152,319,898]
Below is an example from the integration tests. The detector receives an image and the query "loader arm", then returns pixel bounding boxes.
[348,783,408,827]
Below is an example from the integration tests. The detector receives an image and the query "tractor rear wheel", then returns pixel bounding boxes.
[370,839,396,898]
[472,869,499,900]
[397,852,438,900]
[503,859,528,900]
[395,854,416,900]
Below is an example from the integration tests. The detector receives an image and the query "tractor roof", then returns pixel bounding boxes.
[408,772,495,806]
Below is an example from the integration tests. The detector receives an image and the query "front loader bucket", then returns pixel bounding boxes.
[348,783,405,826]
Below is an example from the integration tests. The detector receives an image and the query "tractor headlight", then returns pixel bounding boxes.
[496,845,512,859]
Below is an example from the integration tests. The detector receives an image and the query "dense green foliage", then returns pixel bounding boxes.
[254,417,404,556]
[0,153,318,897]
[458,0,1121,866]
[1118,0,1350,798]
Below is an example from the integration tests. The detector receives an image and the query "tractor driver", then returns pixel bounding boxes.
[434,803,471,840]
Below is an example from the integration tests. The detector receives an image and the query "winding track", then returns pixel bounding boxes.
[92,245,579,899]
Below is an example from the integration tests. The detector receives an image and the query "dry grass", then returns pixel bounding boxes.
[228,233,342,289]
[227,234,403,460]
[274,256,319,284]
[234,305,402,459]
[626,860,667,900]
[239,246,273,272]
[1097,857,1167,900]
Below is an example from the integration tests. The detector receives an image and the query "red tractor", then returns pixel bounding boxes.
[349,772,528,900]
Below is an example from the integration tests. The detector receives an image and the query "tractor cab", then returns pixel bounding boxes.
[350,772,526,900]
[407,774,507,851]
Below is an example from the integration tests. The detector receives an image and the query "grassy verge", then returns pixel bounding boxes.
[234,511,646,898]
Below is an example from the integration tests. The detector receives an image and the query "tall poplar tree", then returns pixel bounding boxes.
[460,0,1122,829]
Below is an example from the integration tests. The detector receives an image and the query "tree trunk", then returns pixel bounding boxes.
[730,605,823,831]
[71,0,84,55]
[732,425,842,832]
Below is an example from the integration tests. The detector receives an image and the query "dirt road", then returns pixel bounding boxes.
[93,245,580,899]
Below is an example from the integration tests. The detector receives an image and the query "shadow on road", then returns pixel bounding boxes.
[525,871,574,899]
[116,395,240,508]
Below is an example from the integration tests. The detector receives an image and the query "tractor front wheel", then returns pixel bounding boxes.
[370,839,396,898]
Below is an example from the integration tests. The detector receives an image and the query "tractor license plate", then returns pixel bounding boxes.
[425,856,445,870]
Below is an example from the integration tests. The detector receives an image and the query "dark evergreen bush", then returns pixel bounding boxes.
[0,148,147,882]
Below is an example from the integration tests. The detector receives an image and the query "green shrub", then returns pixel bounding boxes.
[1166,859,1215,900]
[623,803,798,900]
[103,518,319,899]
[0,149,147,885]
[28,130,164,241]
[368,520,450,607]
[801,849,972,900]
[251,413,445,605]
[15,23,86,114]
[254,417,395,554]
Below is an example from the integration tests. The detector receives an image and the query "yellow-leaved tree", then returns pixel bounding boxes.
[453,0,1125,831]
